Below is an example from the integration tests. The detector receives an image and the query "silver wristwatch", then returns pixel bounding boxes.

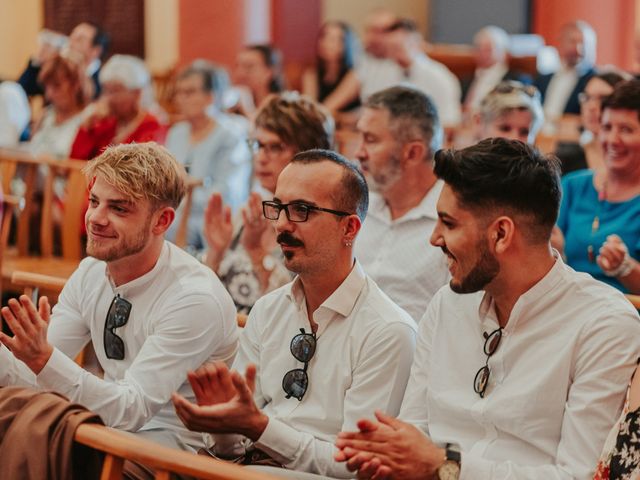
[437,443,461,480]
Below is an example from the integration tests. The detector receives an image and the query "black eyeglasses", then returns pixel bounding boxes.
[282,328,316,401]
[103,294,132,360]
[263,200,352,223]
[246,139,288,156]
[473,327,503,398]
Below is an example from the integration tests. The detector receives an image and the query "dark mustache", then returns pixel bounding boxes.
[441,246,453,258]
[277,232,304,247]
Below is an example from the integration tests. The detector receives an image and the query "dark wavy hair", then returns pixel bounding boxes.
[316,21,359,86]
[602,79,640,121]
[246,44,285,93]
[434,138,561,243]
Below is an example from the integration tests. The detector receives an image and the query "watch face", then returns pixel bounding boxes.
[438,461,460,480]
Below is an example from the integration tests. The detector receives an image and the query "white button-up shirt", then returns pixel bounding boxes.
[214,262,417,478]
[355,184,450,322]
[543,66,579,122]
[0,242,239,448]
[356,54,462,127]
[400,255,640,479]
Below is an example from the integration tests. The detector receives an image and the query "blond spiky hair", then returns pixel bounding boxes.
[83,142,186,209]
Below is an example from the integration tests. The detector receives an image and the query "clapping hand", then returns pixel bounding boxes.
[0,295,53,374]
[172,362,269,441]
[203,193,234,271]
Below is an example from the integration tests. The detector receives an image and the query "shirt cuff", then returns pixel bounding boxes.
[35,347,82,394]
[253,416,303,465]
[203,432,246,458]
[460,451,492,480]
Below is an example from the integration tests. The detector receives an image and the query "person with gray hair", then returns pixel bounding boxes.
[474,80,544,144]
[354,85,449,322]
[166,60,252,249]
[535,20,597,122]
[70,54,165,160]
[462,25,532,114]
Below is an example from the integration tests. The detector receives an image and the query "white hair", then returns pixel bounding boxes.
[474,26,510,56]
[99,54,150,90]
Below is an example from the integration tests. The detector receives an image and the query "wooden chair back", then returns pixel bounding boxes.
[74,423,279,480]
[174,176,204,249]
[0,149,86,289]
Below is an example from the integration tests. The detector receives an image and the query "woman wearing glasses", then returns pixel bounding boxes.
[165,61,251,249]
[202,92,334,313]
[555,80,640,295]
[473,80,544,145]
[577,70,628,173]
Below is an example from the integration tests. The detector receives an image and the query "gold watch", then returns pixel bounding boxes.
[437,444,461,480]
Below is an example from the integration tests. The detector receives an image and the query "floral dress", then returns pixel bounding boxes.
[595,389,640,480]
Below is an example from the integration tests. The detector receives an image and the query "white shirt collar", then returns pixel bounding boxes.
[286,261,367,319]
[369,180,443,223]
[478,250,565,331]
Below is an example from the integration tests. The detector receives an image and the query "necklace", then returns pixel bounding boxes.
[587,180,607,263]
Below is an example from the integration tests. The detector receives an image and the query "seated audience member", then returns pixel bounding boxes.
[302,21,361,112]
[0,144,238,454]
[0,81,30,147]
[231,45,285,116]
[166,61,251,249]
[535,20,596,125]
[569,70,629,173]
[556,80,640,294]
[322,8,397,112]
[354,86,449,322]
[324,14,461,128]
[336,138,640,479]
[595,364,640,479]
[202,92,333,314]
[29,54,91,157]
[462,26,531,115]
[173,149,416,478]
[19,22,109,99]
[70,55,165,160]
[474,80,544,145]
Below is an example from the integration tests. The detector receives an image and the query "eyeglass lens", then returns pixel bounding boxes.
[473,327,502,398]
[104,295,132,360]
[282,328,316,401]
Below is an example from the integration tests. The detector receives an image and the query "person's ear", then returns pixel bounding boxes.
[489,216,515,254]
[152,207,175,235]
[403,141,428,167]
[342,214,362,246]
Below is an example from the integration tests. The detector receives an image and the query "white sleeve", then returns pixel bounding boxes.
[460,308,640,480]
[204,300,265,457]
[398,297,438,434]
[36,290,238,431]
[0,265,90,388]
[254,321,417,478]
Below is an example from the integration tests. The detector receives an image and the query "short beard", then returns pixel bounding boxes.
[86,217,151,262]
[450,240,500,294]
[366,149,403,193]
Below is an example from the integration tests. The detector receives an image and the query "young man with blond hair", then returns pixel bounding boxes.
[0,142,238,454]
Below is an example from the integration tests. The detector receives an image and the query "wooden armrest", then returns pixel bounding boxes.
[74,424,279,480]
[627,294,640,309]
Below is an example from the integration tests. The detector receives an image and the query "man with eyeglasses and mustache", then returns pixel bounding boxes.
[0,143,238,477]
[335,138,640,480]
[172,149,416,478]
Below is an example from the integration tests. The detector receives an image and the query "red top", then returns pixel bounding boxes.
[70,113,167,160]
